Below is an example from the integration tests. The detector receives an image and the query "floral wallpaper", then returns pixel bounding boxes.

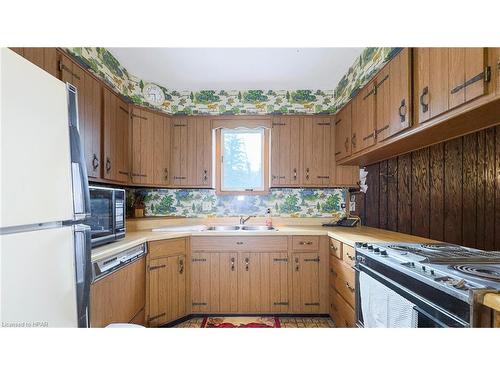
[65,47,399,115]
[127,188,347,219]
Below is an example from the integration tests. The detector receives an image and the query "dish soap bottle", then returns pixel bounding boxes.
[265,208,273,228]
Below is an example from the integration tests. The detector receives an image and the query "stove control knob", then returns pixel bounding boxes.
[373,247,380,253]
[422,266,426,272]
[380,250,388,256]
[410,262,415,268]
[430,270,435,276]
[367,245,373,250]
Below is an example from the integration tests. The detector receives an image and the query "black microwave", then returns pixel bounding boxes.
[85,186,126,247]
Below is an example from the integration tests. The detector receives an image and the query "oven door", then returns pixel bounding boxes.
[355,263,469,328]
[87,188,115,246]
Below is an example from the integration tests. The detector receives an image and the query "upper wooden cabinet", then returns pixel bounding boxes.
[334,103,352,161]
[103,88,130,183]
[170,116,212,187]
[415,48,487,124]
[491,48,500,96]
[131,107,155,185]
[374,48,411,141]
[152,113,171,186]
[270,116,301,186]
[302,117,332,186]
[351,79,376,154]
[60,53,102,178]
[10,48,59,78]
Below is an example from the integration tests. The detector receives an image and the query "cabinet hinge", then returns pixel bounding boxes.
[484,66,491,83]
[303,257,320,262]
[304,302,320,306]
[148,264,166,271]
[273,258,289,262]
[192,302,208,306]
[273,302,289,306]
[148,312,166,322]
[192,258,207,262]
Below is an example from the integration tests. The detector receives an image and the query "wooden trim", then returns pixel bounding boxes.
[211,118,272,129]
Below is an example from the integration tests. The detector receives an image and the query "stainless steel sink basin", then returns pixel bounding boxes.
[205,225,241,231]
[241,225,276,231]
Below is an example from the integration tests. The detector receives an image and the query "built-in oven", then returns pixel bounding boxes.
[355,250,470,328]
[85,186,125,247]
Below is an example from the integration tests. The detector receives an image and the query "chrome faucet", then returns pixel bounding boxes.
[239,215,255,225]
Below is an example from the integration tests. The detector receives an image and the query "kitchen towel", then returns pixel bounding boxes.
[360,272,418,328]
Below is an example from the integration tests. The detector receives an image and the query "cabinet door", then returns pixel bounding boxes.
[21,48,59,78]
[334,103,352,161]
[218,252,238,313]
[238,252,262,312]
[450,48,485,106]
[131,108,154,185]
[302,117,331,186]
[170,117,188,186]
[494,48,500,96]
[374,63,391,141]
[351,81,376,153]
[271,116,301,186]
[192,117,212,186]
[292,253,321,313]
[152,113,171,186]
[268,253,289,313]
[81,72,102,178]
[147,257,168,327]
[103,91,129,183]
[166,255,186,321]
[191,252,211,312]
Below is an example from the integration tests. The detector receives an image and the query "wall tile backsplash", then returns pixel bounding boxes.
[128,188,347,219]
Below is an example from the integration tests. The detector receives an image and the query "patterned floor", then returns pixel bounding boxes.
[174,316,335,328]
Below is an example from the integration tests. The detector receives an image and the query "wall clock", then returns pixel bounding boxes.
[143,83,165,106]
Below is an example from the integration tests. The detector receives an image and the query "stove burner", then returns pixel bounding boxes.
[452,264,500,281]
[421,243,463,251]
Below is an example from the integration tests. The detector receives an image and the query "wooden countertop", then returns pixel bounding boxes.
[91,224,436,262]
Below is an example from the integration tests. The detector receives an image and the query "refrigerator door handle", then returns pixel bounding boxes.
[74,224,92,328]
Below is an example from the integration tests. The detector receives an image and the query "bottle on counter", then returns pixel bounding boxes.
[265,208,273,228]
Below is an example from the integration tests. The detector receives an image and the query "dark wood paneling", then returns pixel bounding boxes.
[444,138,463,245]
[386,158,398,232]
[462,133,477,248]
[397,154,412,234]
[365,164,380,228]
[411,148,430,238]
[379,160,388,229]
[362,124,500,251]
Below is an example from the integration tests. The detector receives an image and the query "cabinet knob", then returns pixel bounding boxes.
[305,168,310,180]
[420,86,429,113]
[293,168,297,180]
[178,257,184,274]
[230,257,235,271]
[346,281,355,293]
[245,257,249,271]
[399,98,407,122]
[105,157,111,173]
[92,154,99,170]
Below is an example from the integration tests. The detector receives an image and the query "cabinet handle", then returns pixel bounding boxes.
[245,257,249,271]
[299,241,313,245]
[306,168,310,180]
[399,99,407,123]
[105,157,111,173]
[149,265,166,271]
[347,254,355,261]
[203,169,208,181]
[164,168,168,180]
[420,86,429,113]
[92,154,99,170]
[351,133,357,148]
[236,241,244,245]
[330,243,338,251]
[230,257,235,271]
[345,137,349,152]
[295,257,299,272]
[293,168,297,180]
[346,281,355,293]
[178,257,184,274]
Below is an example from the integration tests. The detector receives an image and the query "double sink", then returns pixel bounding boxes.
[205,225,277,232]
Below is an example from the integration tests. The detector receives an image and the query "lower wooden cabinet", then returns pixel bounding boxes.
[90,257,146,328]
[146,238,188,327]
[292,252,321,313]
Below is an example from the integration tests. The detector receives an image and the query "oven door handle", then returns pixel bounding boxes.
[413,306,447,328]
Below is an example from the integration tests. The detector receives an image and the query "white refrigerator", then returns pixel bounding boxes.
[0,48,92,327]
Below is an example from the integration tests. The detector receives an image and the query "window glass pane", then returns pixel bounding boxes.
[222,129,263,190]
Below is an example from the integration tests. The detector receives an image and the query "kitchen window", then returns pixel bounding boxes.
[214,119,270,194]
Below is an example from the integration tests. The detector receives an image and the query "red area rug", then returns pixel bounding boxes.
[200,316,281,328]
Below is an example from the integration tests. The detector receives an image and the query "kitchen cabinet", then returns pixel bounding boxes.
[415,48,487,124]
[493,48,500,96]
[334,103,352,161]
[171,116,212,187]
[238,252,289,313]
[147,238,187,327]
[270,116,301,186]
[90,257,145,328]
[103,88,130,183]
[10,47,59,78]
[292,252,321,313]
[302,117,331,186]
[60,53,102,178]
[152,112,171,186]
[131,107,155,185]
[351,79,376,153]
[375,48,411,141]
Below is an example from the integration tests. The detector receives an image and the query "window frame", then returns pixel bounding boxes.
[215,126,270,195]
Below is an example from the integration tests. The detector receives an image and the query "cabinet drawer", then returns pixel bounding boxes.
[329,238,342,259]
[191,236,288,251]
[336,293,356,328]
[292,236,319,251]
[331,257,355,308]
[148,238,187,258]
[343,244,356,267]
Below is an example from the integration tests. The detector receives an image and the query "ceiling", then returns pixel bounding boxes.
[107,48,364,91]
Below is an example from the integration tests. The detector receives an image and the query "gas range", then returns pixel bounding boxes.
[355,242,500,327]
